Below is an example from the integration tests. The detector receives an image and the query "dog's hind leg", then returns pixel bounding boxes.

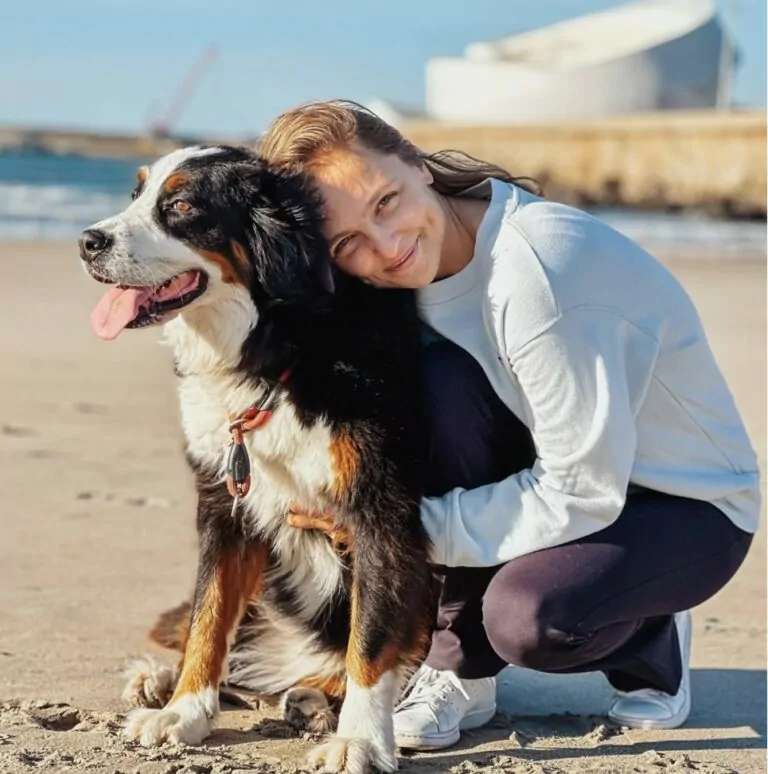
[281,687,337,734]
[120,602,191,709]
[122,656,179,709]
[279,672,346,734]
[149,601,192,652]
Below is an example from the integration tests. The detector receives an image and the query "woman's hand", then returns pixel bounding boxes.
[287,505,352,555]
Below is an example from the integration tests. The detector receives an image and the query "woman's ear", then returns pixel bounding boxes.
[418,162,434,185]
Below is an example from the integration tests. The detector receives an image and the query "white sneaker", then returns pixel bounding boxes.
[393,665,497,750]
[608,610,692,730]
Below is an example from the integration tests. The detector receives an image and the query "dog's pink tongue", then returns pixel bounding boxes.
[91,286,153,341]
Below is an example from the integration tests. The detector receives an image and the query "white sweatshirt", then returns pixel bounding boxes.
[418,179,761,568]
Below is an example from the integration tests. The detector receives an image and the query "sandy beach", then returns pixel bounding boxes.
[0,242,764,774]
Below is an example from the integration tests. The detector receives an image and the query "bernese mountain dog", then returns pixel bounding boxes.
[78,145,433,774]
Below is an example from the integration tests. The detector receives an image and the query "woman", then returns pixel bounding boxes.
[257,100,760,751]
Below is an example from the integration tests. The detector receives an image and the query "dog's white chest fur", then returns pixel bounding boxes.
[180,373,335,505]
[179,372,344,620]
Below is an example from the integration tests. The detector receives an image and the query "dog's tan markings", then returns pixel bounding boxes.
[137,166,149,187]
[329,427,360,502]
[195,249,246,285]
[230,240,253,280]
[163,172,189,194]
[172,544,268,698]
[296,672,347,701]
[346,586,402,689]
[345,577,432,689]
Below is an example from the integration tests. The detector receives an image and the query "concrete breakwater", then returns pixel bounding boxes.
[1,110,764,216]
[404,110,766,218]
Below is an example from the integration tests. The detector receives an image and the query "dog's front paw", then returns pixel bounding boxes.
[123,692,215,746]
[308,737,397,774]
[311,672,399,772]
[121,656,179,709]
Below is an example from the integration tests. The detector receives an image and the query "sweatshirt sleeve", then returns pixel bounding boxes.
[421,307,660,567]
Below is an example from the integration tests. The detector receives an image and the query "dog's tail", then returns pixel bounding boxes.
[149,601,191,652]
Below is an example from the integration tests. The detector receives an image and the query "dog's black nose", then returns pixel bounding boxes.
[79,229,112,261]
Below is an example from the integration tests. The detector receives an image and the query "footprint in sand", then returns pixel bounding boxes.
[1,424,36,437]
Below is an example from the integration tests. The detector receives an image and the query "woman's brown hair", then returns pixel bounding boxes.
[257,99,539,197]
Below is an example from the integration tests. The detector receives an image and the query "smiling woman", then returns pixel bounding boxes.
[258,100,538,290]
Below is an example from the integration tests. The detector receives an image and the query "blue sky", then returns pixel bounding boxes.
[1,0,765,137]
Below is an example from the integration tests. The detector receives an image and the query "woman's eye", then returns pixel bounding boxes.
[335,235,354,255]
[172,200,193,213]
[376,192,397,212]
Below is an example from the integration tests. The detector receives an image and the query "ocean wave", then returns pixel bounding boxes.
[0,182,130,239]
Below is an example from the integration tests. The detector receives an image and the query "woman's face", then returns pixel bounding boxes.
[310,143,447,289]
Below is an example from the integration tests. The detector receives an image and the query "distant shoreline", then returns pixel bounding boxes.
[1,109,766,218]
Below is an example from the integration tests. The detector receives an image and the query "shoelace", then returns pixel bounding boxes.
[396,666,470,713]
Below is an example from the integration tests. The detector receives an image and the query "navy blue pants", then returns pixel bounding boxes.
[422,339,752,694]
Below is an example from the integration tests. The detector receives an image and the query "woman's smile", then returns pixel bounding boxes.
[387,237,419,274]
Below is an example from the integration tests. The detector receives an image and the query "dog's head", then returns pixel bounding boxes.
[79,145,333,344]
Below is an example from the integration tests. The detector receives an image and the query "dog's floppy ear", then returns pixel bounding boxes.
[317,259,336,296]
[247,206,335,302]
[241,164,336,303]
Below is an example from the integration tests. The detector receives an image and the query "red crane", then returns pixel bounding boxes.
[147,46,219,138]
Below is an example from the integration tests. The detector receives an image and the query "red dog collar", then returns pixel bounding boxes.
[226,367,293,499]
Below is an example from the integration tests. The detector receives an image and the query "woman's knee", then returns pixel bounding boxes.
[481,568,587,671]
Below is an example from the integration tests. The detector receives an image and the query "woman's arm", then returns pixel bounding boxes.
[421,306,660,568]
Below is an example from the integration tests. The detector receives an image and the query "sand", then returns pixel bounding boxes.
[0,242,765,774]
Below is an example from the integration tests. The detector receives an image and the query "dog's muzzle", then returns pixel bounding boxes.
[79,229,113,264]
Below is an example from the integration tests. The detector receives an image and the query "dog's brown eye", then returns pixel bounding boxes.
[172,200,193,213]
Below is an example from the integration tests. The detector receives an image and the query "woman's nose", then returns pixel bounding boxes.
[370,227,401,261]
